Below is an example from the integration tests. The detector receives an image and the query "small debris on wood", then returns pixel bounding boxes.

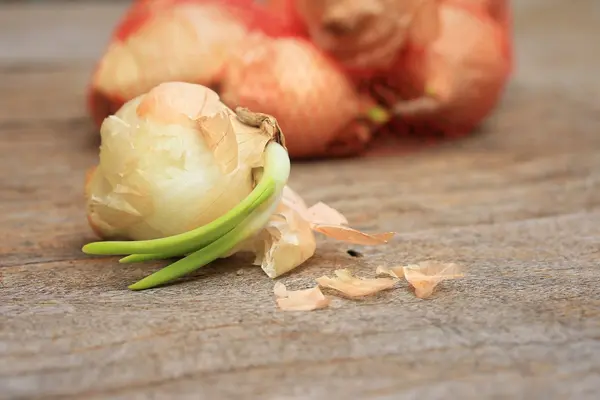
[346,249,363,258]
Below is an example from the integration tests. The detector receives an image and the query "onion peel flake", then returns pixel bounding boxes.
[375,265,405,279]
[283,187,396,246]
[316,269,397,298]
[311,225,394,245]
[306,202,348,225]
[402,261,465,299]
[231,187,317,279]
[273,282,330,311]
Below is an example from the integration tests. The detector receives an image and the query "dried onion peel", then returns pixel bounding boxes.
[403,261,465,299]
[377,261,465,299]
[227,186,395,279]
[316,269,397,298]
[375,265,405,279]
[273,282,330,311]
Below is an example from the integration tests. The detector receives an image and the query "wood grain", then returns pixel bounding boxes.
[1,1,600,399]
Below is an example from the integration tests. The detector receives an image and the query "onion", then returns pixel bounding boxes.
[451,0,511,26]
[389,3,510,134]
[83,82,395,290]
[220,36,376,158]
[288,0,441,72]
[88,0,296,126]
[84,82,290,289]
[86,82,274,240]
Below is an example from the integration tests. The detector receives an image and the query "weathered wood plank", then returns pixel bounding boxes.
[1,1,600,399]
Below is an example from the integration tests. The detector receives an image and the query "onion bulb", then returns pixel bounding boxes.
[83,82,395,290]
[85,81,283,241]
[220,36,379,158]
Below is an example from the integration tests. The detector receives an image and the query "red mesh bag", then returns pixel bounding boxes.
[88,0,513,158]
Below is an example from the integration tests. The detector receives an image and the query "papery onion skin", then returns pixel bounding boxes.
[403,261,465,299]
[274,283,331,311]
[85,82,264,241]
[231,185,395,278]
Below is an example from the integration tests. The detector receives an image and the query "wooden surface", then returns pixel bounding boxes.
[1,1,600,399]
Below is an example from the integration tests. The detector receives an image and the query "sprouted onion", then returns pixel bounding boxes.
[83,82,394,290]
